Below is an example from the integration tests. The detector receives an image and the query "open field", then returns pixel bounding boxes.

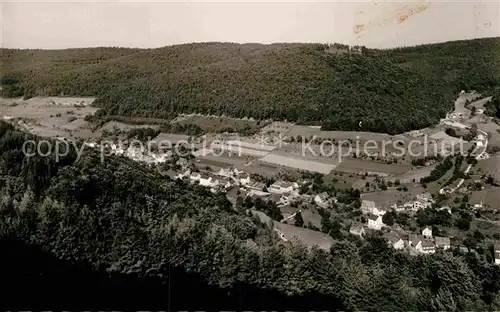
[333,158,411,176]
[260,153,337,174]
[270,149,341,165]
[360,185,427,210]
[196,154,249,168]
[477,120,500,150]
[453,92,481,115]
[259,121,294,135]
[430,131,466,149]
[469,96,493,109]
[99,121,160,132]
[1,96,100,139]
[273,221,334,250]
[469,188,500,210]
[388,165,437,184]
[286,125,404,142]
[196,154,280,177]
[325,171,360,189]
[477,156,500,182]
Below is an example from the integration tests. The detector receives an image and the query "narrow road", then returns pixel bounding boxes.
[440,128,488,195]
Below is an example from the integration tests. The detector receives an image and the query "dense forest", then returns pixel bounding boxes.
[1,121,499,310]
[1,38,499,134]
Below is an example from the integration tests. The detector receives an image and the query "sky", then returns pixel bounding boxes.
[1,0,499,49]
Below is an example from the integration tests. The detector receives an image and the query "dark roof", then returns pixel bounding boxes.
[421,240,435,248]
[367,213,379,221]
[383,232,401,243]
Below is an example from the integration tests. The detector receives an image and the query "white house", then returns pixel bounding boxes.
[422,226,433,238]
[434,236,451,250]
[175,169,191,180]
[384,232,405,250]
[367,213,384,230]
[361,200,386,216]
[189,172,201,182]
[217,167,233,178]
[314,192,332,209]
[239,174,251,186]
[217,167,242,178]
[198,174,219,188]
[349,223,365,237]
[494,244,500,265]
[409,234,435,254]
[268,181,298,194]
[391,203,405,212]
[405,194,433,212]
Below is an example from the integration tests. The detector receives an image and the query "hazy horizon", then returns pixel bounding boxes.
[2,1,499,50]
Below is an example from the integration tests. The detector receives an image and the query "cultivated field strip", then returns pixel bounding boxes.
[259,153,337,174]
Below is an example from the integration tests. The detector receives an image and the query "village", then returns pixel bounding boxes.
[1,93,500,265]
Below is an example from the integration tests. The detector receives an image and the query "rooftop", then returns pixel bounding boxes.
[421,240,435,248]
[383,231,401,243]
[367,213,380,221]
[316,192,330,201]
[434,236,450,247]
[272,180,294,188]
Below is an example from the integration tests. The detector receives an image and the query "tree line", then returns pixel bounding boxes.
[2,38,499,134]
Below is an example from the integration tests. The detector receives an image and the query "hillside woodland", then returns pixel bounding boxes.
[1,38,500,134]
[0,122,499,310]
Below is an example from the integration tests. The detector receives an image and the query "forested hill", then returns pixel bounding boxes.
[1,38,500,133]
[1,121,500,309]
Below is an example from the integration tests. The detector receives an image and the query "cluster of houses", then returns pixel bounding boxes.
[391,192,435,213]
[172,165,341,214]
[349,193,459,255]
[407,227,451,254]
[84,142,171,164]
[174,167,242,194]
[350,224,453,255]
[354,193,435,232]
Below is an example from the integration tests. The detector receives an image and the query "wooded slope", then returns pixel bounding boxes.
[1,38,499,133]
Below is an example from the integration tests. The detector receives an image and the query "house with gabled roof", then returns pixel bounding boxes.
[314,192,337,209]
[268,180,298,194]
[367,213,384,230]
[349,223,365,237]
[383,232,405,250]
[361,200,387,216]
[409,234,435,254]
[422,226,432,238]
[494,244,500,265]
